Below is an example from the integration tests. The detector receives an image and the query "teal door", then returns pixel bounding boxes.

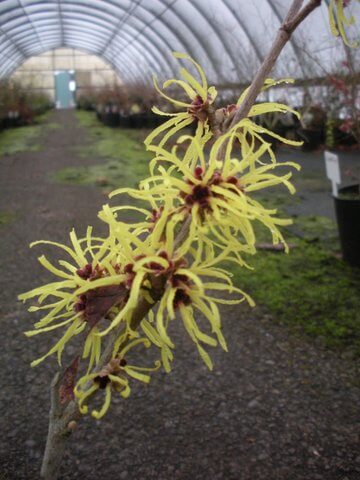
[55,71,73,108]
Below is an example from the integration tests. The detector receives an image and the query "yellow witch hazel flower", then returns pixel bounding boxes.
[19,227,133,369]
[328,0,359,47]
[98,199,177,254]
[75,338,160,419]
[141,259,254,372]
[225,78,304,166]
[144,51,217,148]
[93,209,184,337]
[21,51,303,422]
[114,128,300,257]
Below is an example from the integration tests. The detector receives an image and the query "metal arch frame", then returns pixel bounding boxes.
[112,0,221,81]
[0,0,224,80]
[0,22,169,83]
[222,0,264,65]
[56,0,64,45]
[63,0,198,79]
[102,31,165,82]
[101,3,182,79]
[156,0,243,82]
[62,30,154,82]
[51,1,179,79]
[69,0,228,83]
[58,7,173,77]
[3,42,140,84]
[1,26,60,56]
[63,38,146,82]
[0,31,143,83]
[180,0,246,82]
[0,0,336,82]
[98,0,218,81]
[99,0,143,53]
[17,0,46,52]
[0,25,26,65]
[51,0,180,77]
[0,49,24,77]
[148,0,252,82]
[77,0,208,74]
[0,0,175,79]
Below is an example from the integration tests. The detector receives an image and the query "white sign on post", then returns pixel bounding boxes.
[324,150,341,196]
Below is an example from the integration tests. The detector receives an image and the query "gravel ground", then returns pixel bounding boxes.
[277,148,360,221]
[0,110,359,480]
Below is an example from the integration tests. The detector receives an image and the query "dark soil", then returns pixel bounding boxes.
[0,110,359,480]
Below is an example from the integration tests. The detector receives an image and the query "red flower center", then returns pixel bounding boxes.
[182,169,242,214]
[187,95,210,123]
[173,288,192,309]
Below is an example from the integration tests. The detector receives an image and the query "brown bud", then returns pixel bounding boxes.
[67,421,77,431]
[214,108,225,125]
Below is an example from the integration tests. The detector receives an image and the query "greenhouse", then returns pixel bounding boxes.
[0,1,359,479]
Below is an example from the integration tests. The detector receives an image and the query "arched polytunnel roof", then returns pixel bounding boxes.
[0,0,359,83]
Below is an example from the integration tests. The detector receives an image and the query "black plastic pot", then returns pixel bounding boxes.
[147,113,163,129]
[333,127,357,147]
[119,115,131,128]
[334,184,360,268]
[298,128,324,151]
[102,112,120,127]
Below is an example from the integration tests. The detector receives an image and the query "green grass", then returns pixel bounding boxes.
[75,110,98,128]
[0,110,60,156]
[246,178,359,355]
[54,111,152,189]
[0,125,42,156]
[46,121,63,131]
[230,218,360,356]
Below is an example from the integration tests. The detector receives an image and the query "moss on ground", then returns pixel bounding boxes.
[246,178,359,354]
[54,111,152,189]
[75,110,98,128]
[231,218,360,356]
[0,111,59,156]
[0,125,42,156]
[0,211,15,226]
[229,193,359,356]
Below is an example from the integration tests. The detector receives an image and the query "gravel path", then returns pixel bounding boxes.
[277,148,360,221]
[0,110,359,480]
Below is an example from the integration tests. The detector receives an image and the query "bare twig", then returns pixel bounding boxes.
[229,0,322,127]
[40,322,123,479]
[41,274,166,478]
[256,242,296,252]
[40,373,77,479]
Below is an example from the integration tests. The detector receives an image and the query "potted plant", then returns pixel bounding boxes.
[325,57,360,267]
[334,181,360,267]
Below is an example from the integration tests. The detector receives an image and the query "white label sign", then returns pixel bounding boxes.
[324,150,341,196]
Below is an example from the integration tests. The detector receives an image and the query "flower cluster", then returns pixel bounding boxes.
[20,52,301,419]
[145,52,217,148]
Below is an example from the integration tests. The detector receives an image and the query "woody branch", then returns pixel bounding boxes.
[40,1,322,478]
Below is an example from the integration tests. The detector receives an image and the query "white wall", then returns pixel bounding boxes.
[11,48,122,101]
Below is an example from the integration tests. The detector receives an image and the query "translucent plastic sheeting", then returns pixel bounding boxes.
[0,0,359,83]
